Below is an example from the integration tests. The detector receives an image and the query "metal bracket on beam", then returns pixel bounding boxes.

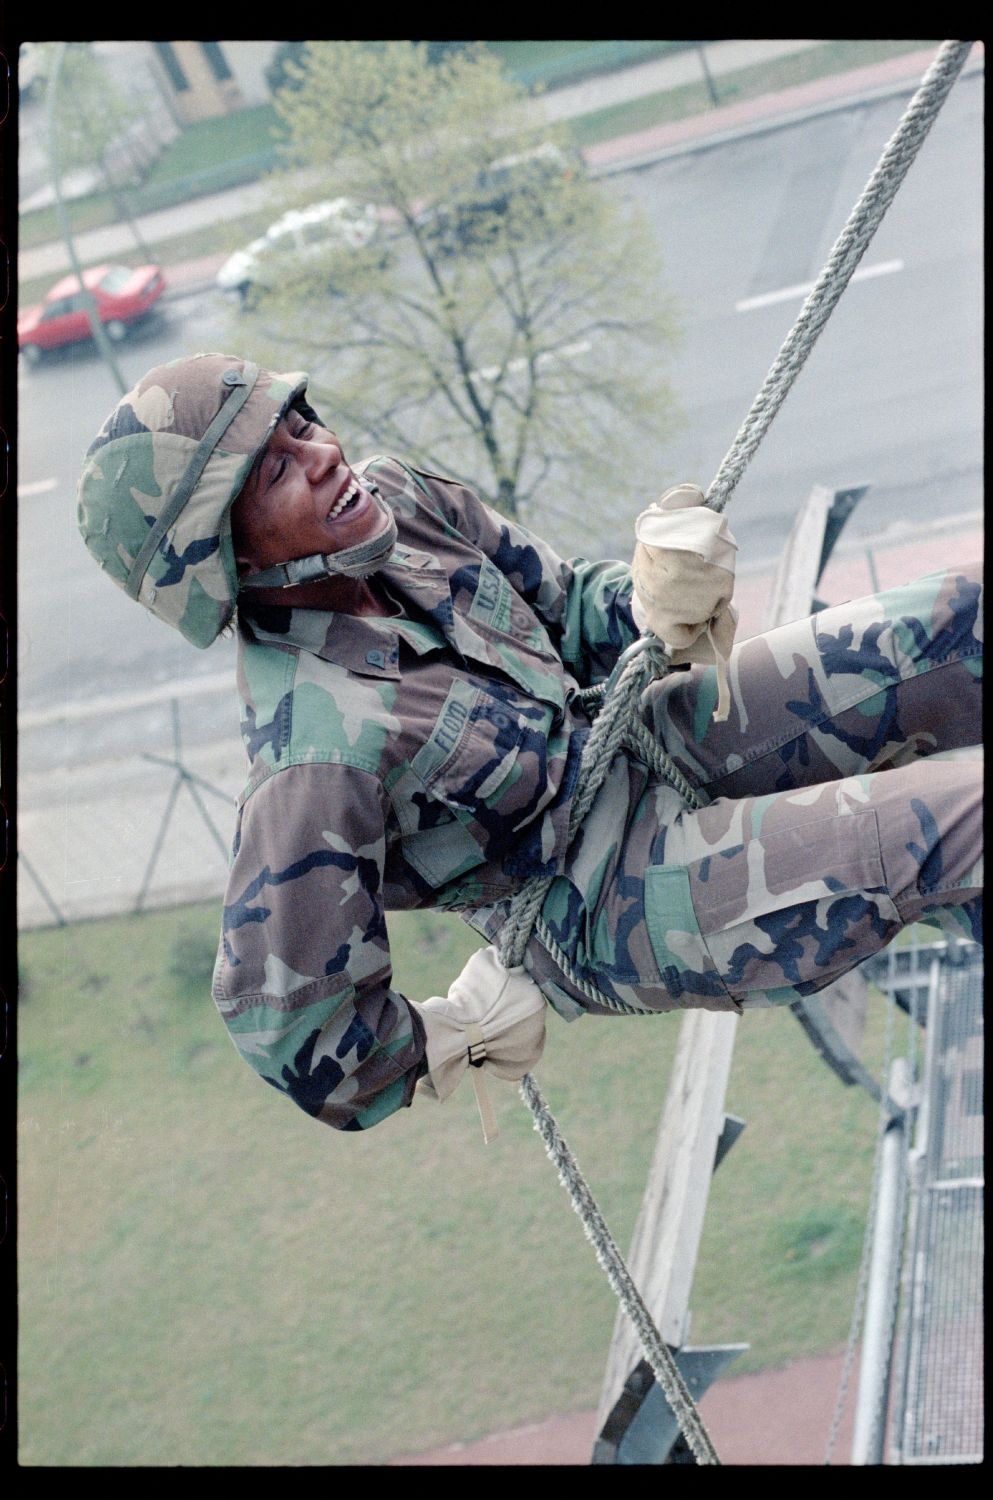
[713,1113,746,1173]
[817,483,871,581]
[765,481,870,627]
[592,1108,748,1464]
[787,965,893,1104]
[592,1345,749,1464]
[790,990,886,1105]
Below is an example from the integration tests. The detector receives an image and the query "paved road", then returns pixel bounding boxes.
[16,55,984,927]
[609,73,983,563]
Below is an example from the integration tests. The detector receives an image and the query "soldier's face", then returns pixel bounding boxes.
[231,414,388,570]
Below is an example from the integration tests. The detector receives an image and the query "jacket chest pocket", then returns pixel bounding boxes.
[461,561,566,708]
[387,679,529,888]
[413,678,529,813]
[468,558,533,635]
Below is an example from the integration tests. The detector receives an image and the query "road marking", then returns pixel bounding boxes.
[17,478,58,497]
[19,669,237,729]
[735,259,904,313]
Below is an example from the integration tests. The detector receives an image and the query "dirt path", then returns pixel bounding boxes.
[389,1349,860,1465]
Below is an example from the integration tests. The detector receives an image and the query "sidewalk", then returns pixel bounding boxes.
[18,43,982,293]
[389,1349,857,1466]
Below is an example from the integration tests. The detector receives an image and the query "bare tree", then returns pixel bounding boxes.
[234,41,682,529]
[41,41,153,260]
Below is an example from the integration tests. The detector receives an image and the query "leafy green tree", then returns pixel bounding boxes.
[238,40,680,527]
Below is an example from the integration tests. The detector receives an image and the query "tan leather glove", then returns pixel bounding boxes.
[413,946,547,1143]
[631,483,739,722]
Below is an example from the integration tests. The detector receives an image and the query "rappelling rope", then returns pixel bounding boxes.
[705,39,973,515]
[499,43,976,990]
[494,41,973,1467]
[520,1072,721,1464]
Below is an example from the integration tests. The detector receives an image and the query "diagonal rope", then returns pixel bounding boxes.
[705,39,973,514]
[497,639,671,974]
[521,1073,721,1464]
[495,40,973,1467]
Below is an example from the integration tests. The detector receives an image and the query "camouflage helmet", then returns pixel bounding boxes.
[76,352,317,649]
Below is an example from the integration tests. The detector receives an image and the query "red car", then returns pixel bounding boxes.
[18,263,167,366]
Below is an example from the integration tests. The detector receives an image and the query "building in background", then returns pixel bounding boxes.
[18,40,281,209]
[99,41,279,122]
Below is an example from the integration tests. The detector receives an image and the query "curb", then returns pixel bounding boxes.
[586,50,984,177]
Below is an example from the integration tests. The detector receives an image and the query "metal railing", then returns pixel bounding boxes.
[852,937,984,1465]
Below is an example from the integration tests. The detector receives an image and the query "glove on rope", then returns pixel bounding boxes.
[631,483,739,722]
[413,946,547,1143]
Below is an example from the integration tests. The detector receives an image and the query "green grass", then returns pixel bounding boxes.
[19,106,284,252]
[18,898,895,1465]
[19,190,121,250]
[143,104,281,184]
[566,38,937,148]
[487,40,691,90]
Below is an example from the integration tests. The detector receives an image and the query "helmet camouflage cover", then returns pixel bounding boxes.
[76,352,315,648]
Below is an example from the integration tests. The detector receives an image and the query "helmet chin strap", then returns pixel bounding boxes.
[238,484,398,591]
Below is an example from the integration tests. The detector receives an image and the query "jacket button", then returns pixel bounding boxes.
[365,649,386,667]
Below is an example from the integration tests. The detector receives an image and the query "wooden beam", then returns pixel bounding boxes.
[596,1008,739,1427]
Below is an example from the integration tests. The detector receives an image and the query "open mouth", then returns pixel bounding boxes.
[327,479,362,521]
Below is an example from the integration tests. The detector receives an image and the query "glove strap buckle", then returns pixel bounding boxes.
[466,1022,488,1069]
[464,1023,497,1144]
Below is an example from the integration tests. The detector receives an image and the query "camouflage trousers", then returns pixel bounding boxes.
[528,564,983,1017]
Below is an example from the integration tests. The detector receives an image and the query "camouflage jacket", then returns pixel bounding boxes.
[214,457,647,1131]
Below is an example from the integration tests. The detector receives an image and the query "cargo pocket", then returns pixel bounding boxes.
[644,865,741,1012]
[689,807,902,1003]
